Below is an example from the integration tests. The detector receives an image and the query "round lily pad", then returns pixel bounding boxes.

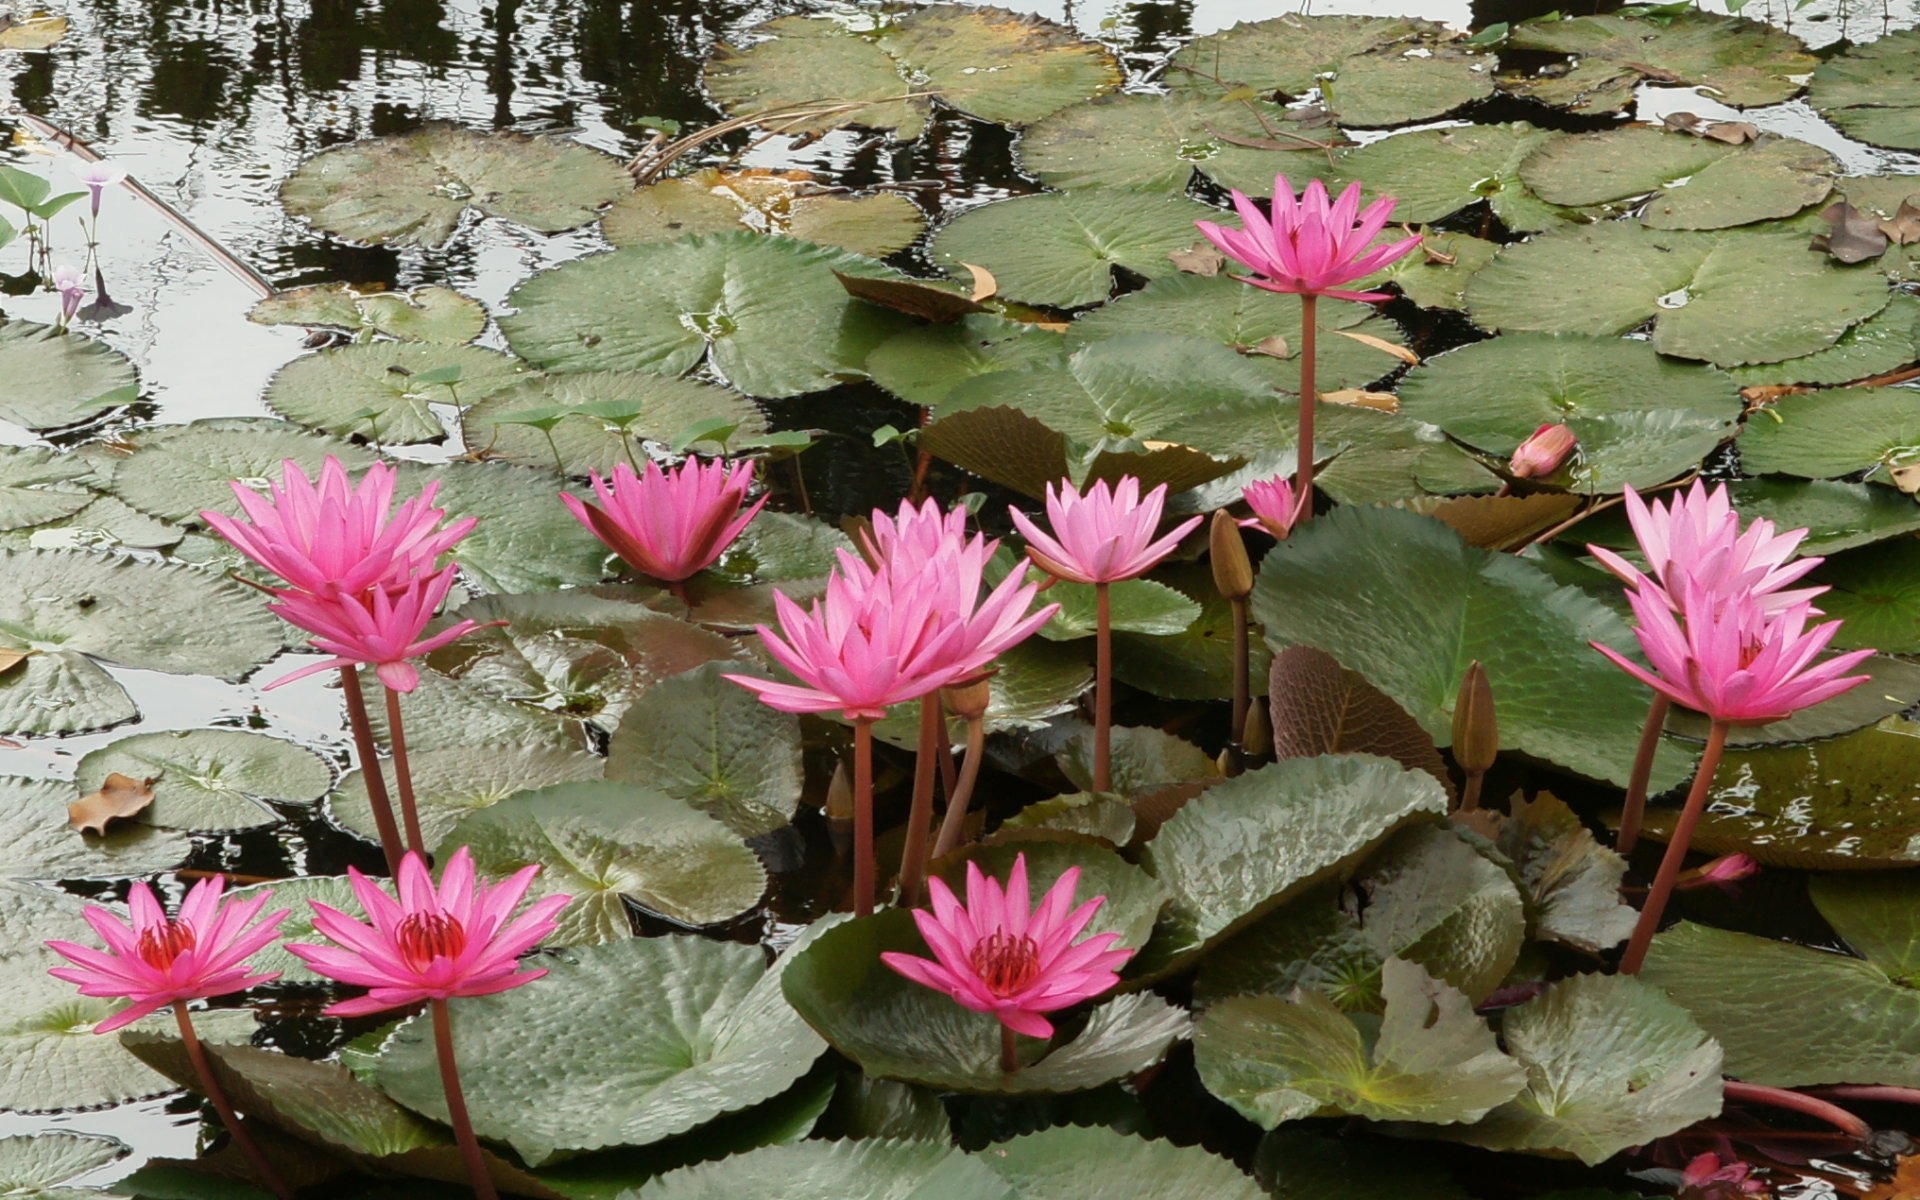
[1730,293,1920,387]
[0,775,191,881]
[328,742,604,849]
[227,875,363,985]
[75,728,330,832]
[1727,478,1920,554]
[603,168,924,258]
[636,1139,1010,1200]
[864,315,1068,410]
[1807,538,1920,653]
[1332,123,1569,234]
[1502,12,1815,115]
[0,1131,126,1197]
[978,1124,1264,1200]
[1395,333,1740,493]
[1808,30,1920,153]
[500,232,914,398]
[459,371,765,476]
[0,447,93,532]
[248,284,488,344]
[0,320,137,431]
[1521,129,1833,231]
[702,6,1120,142]
[1738,386,1920,482]
[280,122,630,248]
[1359,230,1498,311]
[391,460,608,593]
[264,342,529,445]
[1017,92,1343,196]
[107,418,379,524]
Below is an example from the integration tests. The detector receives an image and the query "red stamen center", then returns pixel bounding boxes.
[969,930,1040,997]
[396,911,467,972]
[135,920,196,970]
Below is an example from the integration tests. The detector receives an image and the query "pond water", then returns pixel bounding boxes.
[3,0,1919,1189]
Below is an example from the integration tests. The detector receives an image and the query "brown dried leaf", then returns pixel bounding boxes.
[1248,334,1290,359]
[1889,462,1920,495]
[1168,240,1226,276]
[833,270,987,322]
[69,772,157,836]
[1813,201,1890,264]
[959,261,998,303]
[1268,645,1455,799]
[1331,327,1420,366]
[1866,1153,1920,1200]
[0,648,27,676]
[1881,198,1920,246]
[1425,493,1582,551]
[1702,120,1760,144]
[1320,388,1398,413]
[1661,111,1702,134]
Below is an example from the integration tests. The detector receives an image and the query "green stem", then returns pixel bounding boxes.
[1620,720,1729,975]
[431,1000,499,1200]
[1293,293,1318,525]
[933,714,987,859]
[340,665,403,876]
[383,686,426,857]
[1094,582,1112,794]
[1616,694,1672,856]
[853,719,875,918]
[897,695,941,906]
[174,1002,293,1200]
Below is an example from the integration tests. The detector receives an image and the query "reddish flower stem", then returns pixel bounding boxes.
[1460,771,1485,813]
[1293,293,1318,526]
[897,695,942,906]
[1621,720,1729,975]
[933,713,987,859]
[383,686,427,857]
[1094,582,1113,794]
[1000,1024,1019,1074]
[431,1000,499,1200]
[340,665,403,876]
[1617,694,1672,856]
[1812,1084,1920,1107]
[1724,1080,1870,1141]
[173,1002,293,1200]
[853,719,876,918]
[1227,596,1249,777]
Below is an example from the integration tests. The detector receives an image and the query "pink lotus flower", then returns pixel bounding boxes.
[46,878,289,1033]
[51,264,86,325]
[1681,1151,1766,1200]
[266,564,483,692]
[881,853,1132,1040]
[72,159,128,217]
[1678,852,1760,894]
[1509,423,1576,479]
[1195,176,1422,302]
[1588,482,1822,615]
[1593,579,1872,727]
[860,497,968,574]
[561,458,765,585]
[1008,477,1203,585]
[286,847,568,1018]
[1239,475,1301,539]
[200,457,476,601]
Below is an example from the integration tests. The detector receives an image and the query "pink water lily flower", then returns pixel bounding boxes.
[1509,423,1577,479]
[860,497,969,574]
[1195,176,1422,302]
[1587,481,1822,614]
[881,854,1132,1041]
[561,458,765,585]
[72,159,128,216]
[287,847,568,1018]
[200,457,476,600]
[266,564,483,693]
[46,877,289,1033]
[1009,477,1202,585]
[1239,475,1301,539]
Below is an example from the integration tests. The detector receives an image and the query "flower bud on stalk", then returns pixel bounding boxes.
[1452,660,1498,811]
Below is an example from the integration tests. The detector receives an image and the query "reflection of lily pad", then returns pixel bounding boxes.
[1502,12,1815,115]
[248,284,487,344]
[460,371,766,475]
[0,320,138,431]
[1332,124,1567,234]
[280,122,630,248]
[265,342,528,444]
[1807,30,1920,153]
[604,169,923,258]
[76,728,330,833]
[1017,92,1342,195]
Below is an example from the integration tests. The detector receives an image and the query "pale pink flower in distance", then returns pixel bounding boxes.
[1195,176,1422,302]
[1009,477,1202,586]
[1587,481,1822,615]
[1678,853,1760,894]
[1592,578,1872,726]
[881,853,1132,1039]
[200,457,475,600]
[72,159,128,216]
[1240,475,1301,539]
[286,848,568,1018]
[1508,423,1577,479]
[266,564,482,692]
[51,264,86,324]
[46,877,288,1033]
[561,458,765,584]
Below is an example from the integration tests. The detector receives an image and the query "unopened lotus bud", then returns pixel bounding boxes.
[1210,509,1255,600]
[825,757,855,822]
[1452,660,1498,775]
[1678,853,1760,893]
[1508,423,1576,479]
[1242,697,1272,759]
[942,674,993,721]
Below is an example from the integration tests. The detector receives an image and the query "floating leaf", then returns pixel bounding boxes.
[75,728,329,833]
[1724,478,1920,554]
[1169,15,1494,128]
[934,840,1170,958]
[1807,539,1920,653]
[264,343,528,444]
[1807,30,1920,153]
[1332,124,1567,233]
[65,771,152,836]
[461,371,766,475]
[280,122,630,248]
[1266,645,1452,796]
[1039,577,1199,641]
[702,6,1120,142]
[107,418,379,524]
[248,284,487,345]
[1058,726,1217,798]
[633,1139,1009,1200]
[1730,293,1920,387]
[1112,566,1272,701]
[976,1124,1264,1200]
[999,793,1136,847]
[864,315,1067,409]
[500,232,914,398]
[603,168,924,258]
[0,447,94,531]
[0,1131,127,1198]
[390,461,607,593]
[0,776,190,881]
[1017,92,1341,196]
[0,321,137,432]
[929,192,1220,308]
[1520,130,1833,230]
[1360,230,1499,311]
[1502,12,1815,115]
[329,743,603,849]
[1738,386,1920,483]
[1457,793,1636,953]
[1396,333,1739,493]
[376,934,826,1165]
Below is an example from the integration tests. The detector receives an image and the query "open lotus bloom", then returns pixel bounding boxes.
[287,848,568,1018]
[266,564,483,692]
[1195,176,1422,302]
[200,457,476,600]
[1587,481,1823,614]
[1508,423,1577,479]
[561,457,765,584]
[881,854,1132,1040]
[1009,476,1203,585]
[46,878,288,1033]
[859,496,970,573]
[1239,475,1301,539]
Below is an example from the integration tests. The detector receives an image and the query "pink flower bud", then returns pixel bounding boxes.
[1508,423,1577,479]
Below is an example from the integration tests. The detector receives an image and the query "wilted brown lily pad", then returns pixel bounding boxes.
[69,771,156,835]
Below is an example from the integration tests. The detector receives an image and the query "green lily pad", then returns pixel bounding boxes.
[460,371,766,475]
[0,1131,126,1198]
[353,664,583,757]
[999,793,1136,847]
[280,122,629,248]
[1502,12,1815,115]
[1197,957,1525,1128]
[4,496,185,554]
[1360,230,1498,311]
[1132,754,1450,981]
[1519,126,1731,209]
[1458,793,1636,954]
[0,776,189,881]
[248,284,488,345]
[224,875,364,986]
[500,232,914,398]
[1396,333,1739,493]
[1264,645,1453,797]
[0,321,138,431]
[603,168,924,258]
[1038,577,1199,641]
[1738,386,1920,482]
[1251,505,1693,790]
[864,315,1069,410]
[107,418,380,524]
[1807,539,1920,652]
[1169,15,1493,128]
[1331,124,1568,234]
[701,6,1120,142]
[0,549,283,735]
[264,342,528,445]
[634,1138,1010,1200]
[1435,972,1723,1165]
[977,1124,1263,1200]
[604,661,802,839]
[1807,30,1920,153]
[0,447,94,531]
[1521,130,1833,231]
[1112,566,1273,702]
[1812,873,1920,983]
[1057,726,1217,799]
[1722,477,1920,554]
[1730,293,1920,387]
[1643,918,1920,1088]
[929,191,1220,308]
[439,780,767,941]
[376,934,826,1165]
[328,743,604,849]
[781,908,1187,1094]
[1463,222,1892,367]
[1017,91,1343,196]
[391,461,608,592]
[75,728,330,833]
